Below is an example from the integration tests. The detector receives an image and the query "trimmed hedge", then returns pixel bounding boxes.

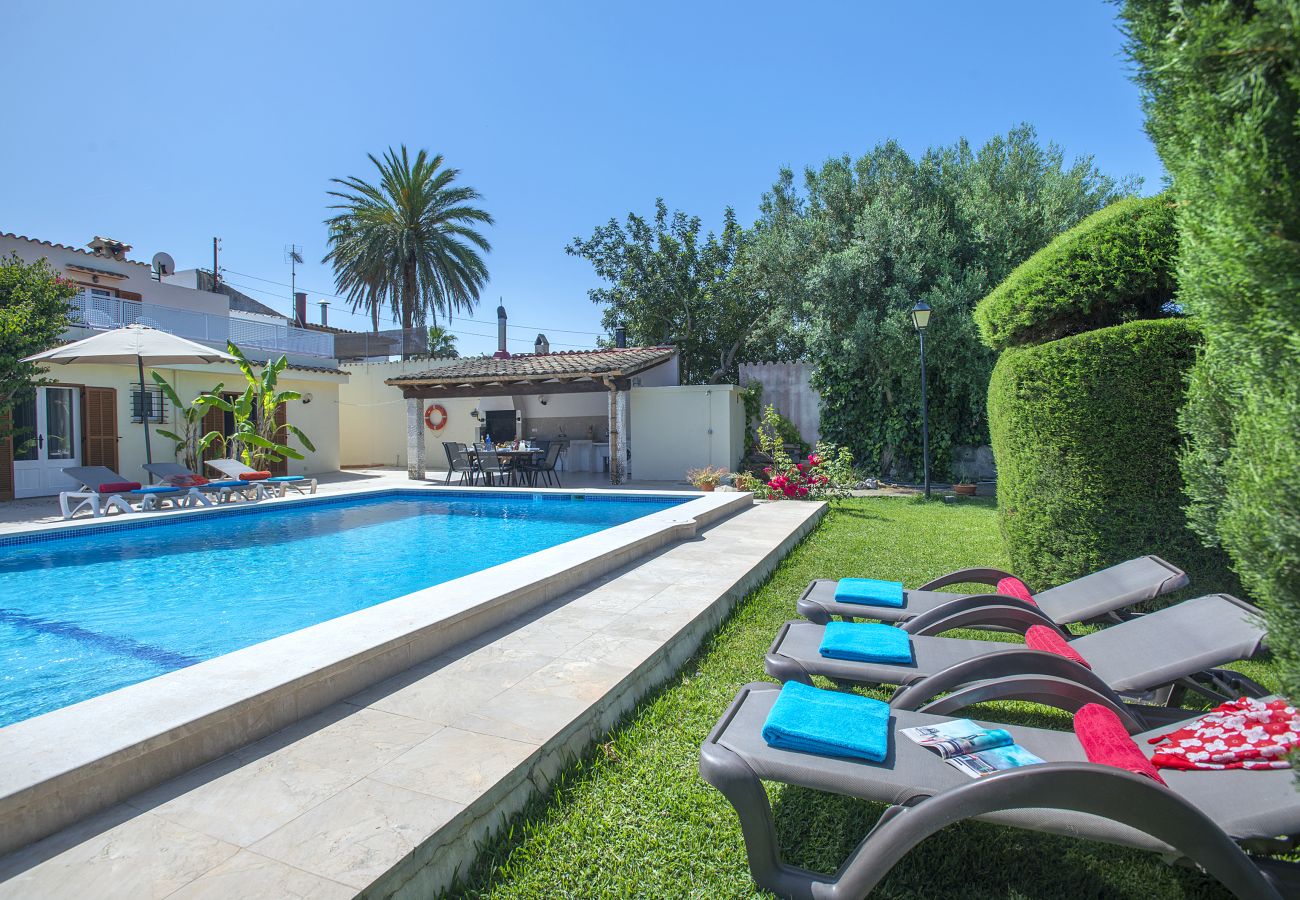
[975,195,1178,352]
[1122,0,1300,699]
[989,318,1233,593]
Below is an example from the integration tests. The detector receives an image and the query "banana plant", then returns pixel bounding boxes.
[151,372,225,473]
[206,342,316,470]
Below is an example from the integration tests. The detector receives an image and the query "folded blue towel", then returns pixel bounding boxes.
[761,681,891,762]
[208,480,246,489]
[819,622,915,664]
[834,577,905,607]
[135,485,179,494]
[268,475,305,482]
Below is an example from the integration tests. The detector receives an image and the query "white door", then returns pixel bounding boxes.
[13,387,82,498]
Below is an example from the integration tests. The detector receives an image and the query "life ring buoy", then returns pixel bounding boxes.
[424,404,448,431]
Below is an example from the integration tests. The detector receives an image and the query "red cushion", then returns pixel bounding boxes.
[165,474,209,487]
[1074,703,1167,785]
[238,471,272,481]
[97,481,141,493]
[996,576,1037,606]
[1024,624,1091,669]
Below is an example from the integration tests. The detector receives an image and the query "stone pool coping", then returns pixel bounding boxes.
[0,484,748,856]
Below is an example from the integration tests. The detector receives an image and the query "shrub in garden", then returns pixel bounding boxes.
[751,404,854,501]
[975,194,1178,352]
[988,319,1231,591]
[1121,0,1300,698]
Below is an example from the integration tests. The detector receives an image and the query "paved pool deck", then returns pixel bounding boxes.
[0,466,697,534]
[0,495,824,898]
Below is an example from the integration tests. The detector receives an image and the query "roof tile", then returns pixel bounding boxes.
[386,347,675,385]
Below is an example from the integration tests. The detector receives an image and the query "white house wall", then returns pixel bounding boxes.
[32,361,342,481]
[628,384,743,481]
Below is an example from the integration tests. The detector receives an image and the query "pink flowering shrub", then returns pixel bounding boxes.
[752,404,854,501]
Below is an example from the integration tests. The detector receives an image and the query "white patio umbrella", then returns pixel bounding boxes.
[23,324,237,465]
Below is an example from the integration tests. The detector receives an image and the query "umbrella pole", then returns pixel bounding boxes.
[137,355,153,466]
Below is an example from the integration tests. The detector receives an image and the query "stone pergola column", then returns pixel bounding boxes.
[406,397,426,480]
[608,386,628,485]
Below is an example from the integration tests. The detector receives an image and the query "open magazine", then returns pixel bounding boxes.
[900,719,1045,778]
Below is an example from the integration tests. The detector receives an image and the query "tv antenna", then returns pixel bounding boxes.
[284,243,303,302]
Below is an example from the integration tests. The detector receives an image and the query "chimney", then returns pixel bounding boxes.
[614,324,627,348]
[294,292,307,327]
[534,333,550,355]
[318,300,330,327]
[493,304,511,359]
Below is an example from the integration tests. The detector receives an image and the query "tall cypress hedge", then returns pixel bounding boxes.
[1122,1,1300,696]
[988,319,1225,591]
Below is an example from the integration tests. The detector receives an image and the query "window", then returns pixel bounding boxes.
[131,382,166,424]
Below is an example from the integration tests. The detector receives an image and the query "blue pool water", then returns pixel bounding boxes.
[0,491,685,727]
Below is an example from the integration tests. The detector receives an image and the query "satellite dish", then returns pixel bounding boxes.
[151,251,175,277]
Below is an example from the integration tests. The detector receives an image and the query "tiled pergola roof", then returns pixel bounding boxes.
[386,347,676,398]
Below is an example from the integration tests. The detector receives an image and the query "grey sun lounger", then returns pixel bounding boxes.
[58,465,191,519]
[205,458,317,497]
[797,555,1189,632]
[767,594,1269,731]
[142,462,265,503]
[700,681,1299,899]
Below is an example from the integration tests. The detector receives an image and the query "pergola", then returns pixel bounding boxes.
[385,347,677,484]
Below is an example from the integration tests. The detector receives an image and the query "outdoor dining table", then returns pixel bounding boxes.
[471,447,544,486]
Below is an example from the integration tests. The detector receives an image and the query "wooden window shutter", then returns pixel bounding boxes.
[269,404,289,476]
[0,406,13,501]
[200,404,225,468]
[82,387,119,471]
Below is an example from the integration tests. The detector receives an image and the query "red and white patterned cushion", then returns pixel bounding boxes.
[1148,697,1299,771]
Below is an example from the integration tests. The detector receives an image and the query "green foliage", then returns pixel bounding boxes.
[1122,0,1300,697]
[738,381,763,456]
[974,195,1179,351]
[427,324,459,358]
[150,372,225,473]
[209,343,315,470]
[566,200,802,385]
[747,125,1134,479]
[0,254,76,441]
[324,146,494,337]
[988,319,1233,593]
[754,403,855,501]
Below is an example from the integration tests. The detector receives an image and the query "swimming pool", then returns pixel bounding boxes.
[0,490,686,728]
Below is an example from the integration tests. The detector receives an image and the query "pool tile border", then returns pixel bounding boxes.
[0,486,693,549]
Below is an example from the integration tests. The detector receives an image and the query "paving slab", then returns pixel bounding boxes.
[0,499,825,898]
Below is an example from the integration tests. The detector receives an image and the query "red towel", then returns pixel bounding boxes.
[238,471,272,481]
[1024,624,1090,669]
[1074,703,1167,785]
[996,576,1037,606]
[165,474,209,487]
[97,481,141,493]
[1147,697,1300,771]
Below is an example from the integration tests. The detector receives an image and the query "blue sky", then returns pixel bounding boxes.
[1,2,1160,356]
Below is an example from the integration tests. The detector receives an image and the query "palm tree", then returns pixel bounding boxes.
[323,147,494,342]
[427,324,459,358]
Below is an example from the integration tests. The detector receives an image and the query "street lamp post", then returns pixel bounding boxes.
[911,301,932,499]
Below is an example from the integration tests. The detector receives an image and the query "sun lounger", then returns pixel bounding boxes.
[766,594,1269,730]
[700,681,1299,899]
[58,466,187,519]
[142,462,265,503]
[204,458,317,497]
[797,555,1189,632]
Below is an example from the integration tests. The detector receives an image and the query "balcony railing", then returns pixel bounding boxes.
[69,291,335,359]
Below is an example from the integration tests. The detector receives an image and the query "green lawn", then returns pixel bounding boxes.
[448,497,1279,899]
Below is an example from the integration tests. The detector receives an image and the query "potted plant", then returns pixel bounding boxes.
[687,465,728,492]
[953,479,977,496]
